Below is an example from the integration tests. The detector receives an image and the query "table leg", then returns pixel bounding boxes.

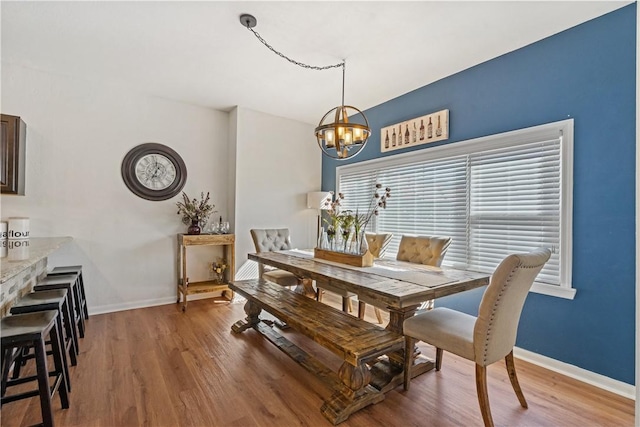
[321,361,385,425]
[231,300,262,333]
[368,305,434,393]
[294,278,317,299]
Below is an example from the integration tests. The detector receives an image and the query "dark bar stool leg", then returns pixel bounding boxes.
[52,310,71,393]
[1,347,13,397]
[72,282,85,338]
[78,275,88,320]
[49,319,70,407]
[10,347,25,380]
[62,298,78,366]
[33,338,54,427]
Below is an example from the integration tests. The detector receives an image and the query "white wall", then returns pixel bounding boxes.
[0,62,229,313]
[232,107,321,271]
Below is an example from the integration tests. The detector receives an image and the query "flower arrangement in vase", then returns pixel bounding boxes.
[210,257,228,283]
[176,191,217,235]
[319,184,391,255]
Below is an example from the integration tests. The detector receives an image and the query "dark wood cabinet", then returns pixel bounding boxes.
[1,114,26,195]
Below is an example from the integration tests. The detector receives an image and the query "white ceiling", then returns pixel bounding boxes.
[1,1,631,125]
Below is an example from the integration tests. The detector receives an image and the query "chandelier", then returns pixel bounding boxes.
[240,14,371,160]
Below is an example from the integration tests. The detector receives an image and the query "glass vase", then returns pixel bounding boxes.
[342,231,351,253]
[359,233,369,255]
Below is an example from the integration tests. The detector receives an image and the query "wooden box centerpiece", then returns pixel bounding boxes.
[313,248,374,267]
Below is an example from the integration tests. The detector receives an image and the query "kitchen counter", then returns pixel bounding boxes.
[0,236,72,315]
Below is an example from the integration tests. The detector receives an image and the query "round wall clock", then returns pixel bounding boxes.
[121,143,187,201]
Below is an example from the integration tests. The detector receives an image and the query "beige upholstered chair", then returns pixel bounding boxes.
[358,235,452,323]
[316,232,393,319]
[365,232,393,259]
[250,229,301,289]
[396,235,452,266]
[403,248,551,427]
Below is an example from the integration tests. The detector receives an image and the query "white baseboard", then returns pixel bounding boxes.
[88,292,227,316]
[88,297,177,315]
[514,347,635,400]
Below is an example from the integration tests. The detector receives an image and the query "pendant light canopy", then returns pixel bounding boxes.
[240,14,371,161]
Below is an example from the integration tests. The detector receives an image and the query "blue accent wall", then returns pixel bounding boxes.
[321,4,637,384]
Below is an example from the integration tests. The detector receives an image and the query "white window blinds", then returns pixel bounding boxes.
[468,138,561,285]
[336,120,572,292]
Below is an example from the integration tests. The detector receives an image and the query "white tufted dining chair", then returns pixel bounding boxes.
[357,234,452,323]
[402,248,551,427]
[395,235,452,266]
[250,229,302,289]
[365,233,393,260]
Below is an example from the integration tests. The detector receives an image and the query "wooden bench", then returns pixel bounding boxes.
[229,279,404,425]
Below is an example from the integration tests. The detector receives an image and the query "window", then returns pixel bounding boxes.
[337,120,574,299]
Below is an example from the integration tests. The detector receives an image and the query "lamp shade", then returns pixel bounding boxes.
[307,191,332,210]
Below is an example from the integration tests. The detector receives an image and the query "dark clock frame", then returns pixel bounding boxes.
[121,143,187,201]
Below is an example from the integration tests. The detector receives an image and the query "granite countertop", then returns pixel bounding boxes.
[1,236,73,283]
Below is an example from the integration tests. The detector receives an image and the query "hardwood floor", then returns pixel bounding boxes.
[1,294,634,427]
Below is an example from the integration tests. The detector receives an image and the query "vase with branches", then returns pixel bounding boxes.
[322,191,344,250]
[176,191,217,235]
[352,184,392,250]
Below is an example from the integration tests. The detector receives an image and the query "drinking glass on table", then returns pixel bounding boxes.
[208,222,220,234]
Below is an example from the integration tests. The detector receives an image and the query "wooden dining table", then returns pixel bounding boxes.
[248,249,490,392]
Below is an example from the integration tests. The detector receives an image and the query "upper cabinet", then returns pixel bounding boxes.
[1,114,26,195]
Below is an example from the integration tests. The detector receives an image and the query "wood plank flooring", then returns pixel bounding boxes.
[1,294,634,426]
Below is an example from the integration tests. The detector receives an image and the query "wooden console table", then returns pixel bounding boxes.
[176,233,235,311]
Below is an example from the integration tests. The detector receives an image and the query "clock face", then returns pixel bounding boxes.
[121,143,187,201]
[135,154,177,190]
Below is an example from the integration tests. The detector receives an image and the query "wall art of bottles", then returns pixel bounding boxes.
[380,109,449,153]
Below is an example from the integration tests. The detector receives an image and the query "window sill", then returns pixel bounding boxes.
[531,282,576,300]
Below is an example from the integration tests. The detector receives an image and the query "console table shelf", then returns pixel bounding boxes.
[177,233,235,311]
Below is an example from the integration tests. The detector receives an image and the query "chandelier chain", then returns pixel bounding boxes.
[245,26,344,71]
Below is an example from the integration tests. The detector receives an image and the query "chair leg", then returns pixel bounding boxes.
[34,338,54,427]
[475,364,494,427]
[341,297,350,313]
[1,347,14,397]
[403,336,415,391]
[435,348,443,371]
[357,301,366,319]
[373,307,383,324]
[49,320,70,409]
[10,347,27,379]
[346,297,353,313]
[505,351,528,408]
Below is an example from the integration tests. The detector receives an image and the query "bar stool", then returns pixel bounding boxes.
[34,274,85,339]
[1,310,70,427]
[48,266,88,320]
[10,290,77,392]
